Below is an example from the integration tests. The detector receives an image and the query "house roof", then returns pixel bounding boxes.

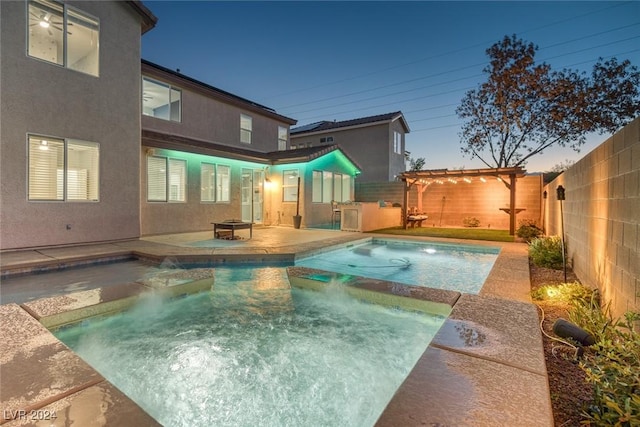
[141,60,297,125]
[291,111,410,136]
[142,130,360,172]
[126,1,157,34]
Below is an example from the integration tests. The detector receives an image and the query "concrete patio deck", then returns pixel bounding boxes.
[0,226,552,426]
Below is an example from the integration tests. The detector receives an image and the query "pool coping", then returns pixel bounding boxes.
[0,232,552,426]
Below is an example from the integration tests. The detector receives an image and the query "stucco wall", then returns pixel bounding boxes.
[0,1,143,249]
[142,65,292,153]
[544,117,640,317]
[291,122,405,183]
[356,175,542,230]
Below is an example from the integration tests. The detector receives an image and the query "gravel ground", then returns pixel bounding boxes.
[529,263,594,427]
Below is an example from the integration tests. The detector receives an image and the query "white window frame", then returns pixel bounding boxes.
[146,156,186,203]
[393,131,403,154]
[282,169,299,202]
[142,77,182,122]
[342,174,352,202]
[311,170,352,203]
[27,0,100,77]
[216,164,231,202]
[278,126,288,151]
[28,134,100,202]
[240,114,252,144]
[201,163,216,202]
[312,170,322,203]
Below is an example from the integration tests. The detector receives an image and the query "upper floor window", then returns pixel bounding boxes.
[143,77,182,122]
[28,0,100,77]
[393,131,402,154]
[28,135,100,201]
[240,114,252,144]
[278,126,288,151]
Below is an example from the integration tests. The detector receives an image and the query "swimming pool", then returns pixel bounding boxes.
[296,238,500,294]
[54,266,445,427]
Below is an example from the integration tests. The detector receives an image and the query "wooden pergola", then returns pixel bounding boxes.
[398,167,527,235]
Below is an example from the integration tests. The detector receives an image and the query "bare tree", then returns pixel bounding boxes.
[457,35,640,168]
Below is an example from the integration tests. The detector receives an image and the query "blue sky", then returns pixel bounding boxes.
[141,1,640,172]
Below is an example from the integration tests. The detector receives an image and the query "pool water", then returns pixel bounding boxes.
[55,267,445,427]
[296,239,500,294]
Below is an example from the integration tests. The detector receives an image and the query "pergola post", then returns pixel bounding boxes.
[403,179,409,229]
[509,173,517,235]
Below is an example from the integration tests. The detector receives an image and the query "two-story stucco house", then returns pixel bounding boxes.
[290,112,410,183]
[139,61,361,234]
[0,0,361,250]
[1,0,156,250]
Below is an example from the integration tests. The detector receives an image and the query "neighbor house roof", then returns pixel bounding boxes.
[142,130,360,172]
[126,1,157,34]
[141,60,297,125]
[291,111,410,136]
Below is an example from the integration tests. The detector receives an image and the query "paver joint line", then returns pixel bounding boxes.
[430,342,547,377]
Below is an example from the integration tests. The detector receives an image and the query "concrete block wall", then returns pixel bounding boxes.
[544,117,640,317]
[356,175,542,230]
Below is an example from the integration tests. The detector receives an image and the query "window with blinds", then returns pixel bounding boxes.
[147,156,187,202]
[216,165,230,202]
[28,135,99,201]
[311,169,352,203]
[240,114,252,144]
[278,126,288,150]
[201,163,216,202]
[147,156,167,201]
[168,159,186,202]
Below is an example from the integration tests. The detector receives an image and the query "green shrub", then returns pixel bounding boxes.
[462,216,480,227]
[516,219,543,242]
[531,281,593,303]
[569,300,640,426]
[529,236,565,269]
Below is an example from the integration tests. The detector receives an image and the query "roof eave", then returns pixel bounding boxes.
[126,1,157,34]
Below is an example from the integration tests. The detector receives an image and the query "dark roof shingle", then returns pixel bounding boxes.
[291,111,408,135]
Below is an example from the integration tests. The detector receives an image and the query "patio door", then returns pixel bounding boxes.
[241,169,264,224]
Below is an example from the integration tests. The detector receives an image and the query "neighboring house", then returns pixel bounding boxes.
[290,112,410,183]
[0,0,361,250]
[0,0,156,250]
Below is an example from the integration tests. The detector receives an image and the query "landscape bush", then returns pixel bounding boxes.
[567,298,640,426]
[462,216,480,228]
[516,219,543,242]
[529,236,565,269]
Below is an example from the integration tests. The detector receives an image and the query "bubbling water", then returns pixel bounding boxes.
[56,267,444,427]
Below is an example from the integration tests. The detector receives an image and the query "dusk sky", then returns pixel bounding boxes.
[141,1,640,172]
